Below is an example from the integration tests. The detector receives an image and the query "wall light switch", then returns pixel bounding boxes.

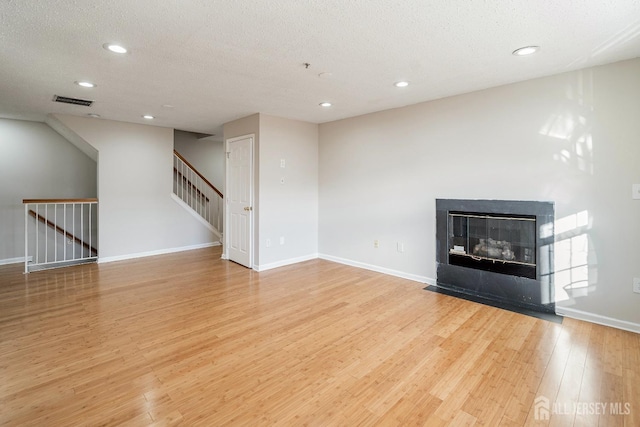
[633,184,640,200]
[280,237,285,245]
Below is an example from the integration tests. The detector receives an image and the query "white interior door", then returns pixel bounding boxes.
[226,136,253,267]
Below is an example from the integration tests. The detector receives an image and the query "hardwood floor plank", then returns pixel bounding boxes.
[1,247,638,426]
[622,328,640,427]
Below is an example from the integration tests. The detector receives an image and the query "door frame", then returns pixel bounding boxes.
[223,134,255,268]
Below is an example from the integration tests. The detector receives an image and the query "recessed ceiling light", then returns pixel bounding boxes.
[394,81,409,88]
[103,43,127,54]
[87,113,101,118]
[162,104,174,108]
[75,81,96,88]
[512,46,539,56]
[142,115,154,120]
[319,102,332,107]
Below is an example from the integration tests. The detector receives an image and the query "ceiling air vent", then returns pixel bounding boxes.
[53,95,94,107]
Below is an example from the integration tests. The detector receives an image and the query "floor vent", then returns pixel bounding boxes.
[52,95,94,107]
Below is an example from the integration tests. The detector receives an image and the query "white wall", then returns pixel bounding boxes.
[319,58,640,327]
[0,118,96,262]
[222,113,319,269]
[52,114,216,261]
[258,114,318,269]
[174,130,225,191]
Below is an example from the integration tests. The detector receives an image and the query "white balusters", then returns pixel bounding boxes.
[23,199,98,273]
[172,151,223,234]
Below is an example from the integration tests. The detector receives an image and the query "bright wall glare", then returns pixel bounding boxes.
[553,211,592,303]
[555,210,589,235]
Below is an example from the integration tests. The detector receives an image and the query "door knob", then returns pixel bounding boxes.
[244,206,252,211]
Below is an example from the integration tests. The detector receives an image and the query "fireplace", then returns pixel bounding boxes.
[448,211,537,279]
[436,199,555,313]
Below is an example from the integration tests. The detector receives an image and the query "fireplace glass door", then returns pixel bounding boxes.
[448,212,536,279]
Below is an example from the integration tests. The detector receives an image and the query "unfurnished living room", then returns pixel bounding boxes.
[1,1,639,426]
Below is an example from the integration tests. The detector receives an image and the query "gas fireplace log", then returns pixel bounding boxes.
[473,238,515,261]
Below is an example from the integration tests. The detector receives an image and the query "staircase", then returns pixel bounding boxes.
[21,152,221,273]
[173,150,223,239]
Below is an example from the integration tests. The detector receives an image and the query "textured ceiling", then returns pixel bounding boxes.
[1,0,639,138]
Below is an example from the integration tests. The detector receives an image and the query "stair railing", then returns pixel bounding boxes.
[23,199,98,273]
[173,150,223,233]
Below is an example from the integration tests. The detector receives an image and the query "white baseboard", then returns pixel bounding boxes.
[98,242,220,264]
[0,256,32,266]
[556,306,640,334]
[254,253,319,272]
[424,277,437,286]
[318,253,433,285]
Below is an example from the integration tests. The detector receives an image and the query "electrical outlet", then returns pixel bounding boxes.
[280,236,285,245]
[266,239,271,248]
[374,239,379,248]
[633,277,640,294]
[397,242,404,253]
[280,159,286,168]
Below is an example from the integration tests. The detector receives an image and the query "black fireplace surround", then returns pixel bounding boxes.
[436,199,555,314]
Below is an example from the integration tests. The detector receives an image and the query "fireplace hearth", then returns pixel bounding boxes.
[436,199,555,313]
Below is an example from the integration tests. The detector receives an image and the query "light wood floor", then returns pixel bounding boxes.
[1,247,638,426]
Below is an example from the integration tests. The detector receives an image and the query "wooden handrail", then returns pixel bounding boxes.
[173,150,223,198]
[28,210,97,255]
[174,168,210,203]
[23,198,98,204]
